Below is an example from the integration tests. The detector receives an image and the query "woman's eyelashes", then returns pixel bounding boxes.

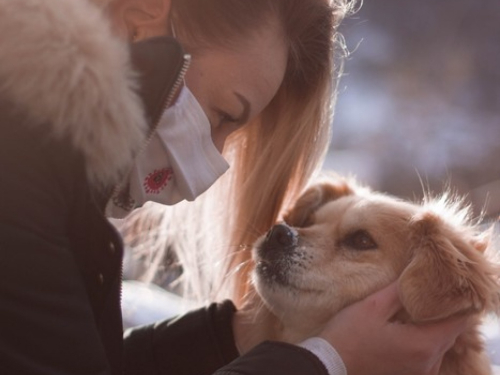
[214,109,248,131]
[217,110,238,125]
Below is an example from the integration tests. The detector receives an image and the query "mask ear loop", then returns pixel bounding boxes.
[170,18,178,39]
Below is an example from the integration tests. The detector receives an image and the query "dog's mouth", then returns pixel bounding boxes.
[255,260,291,287]
[254,223,303,288]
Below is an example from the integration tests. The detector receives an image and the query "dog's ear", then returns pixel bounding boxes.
[283,181,353,227]
[397,212,499,322]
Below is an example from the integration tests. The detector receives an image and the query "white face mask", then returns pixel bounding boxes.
[106,85,230,218]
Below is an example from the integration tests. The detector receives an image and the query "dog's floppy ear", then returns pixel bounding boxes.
[283,181,353,227]
[397,212,499,323]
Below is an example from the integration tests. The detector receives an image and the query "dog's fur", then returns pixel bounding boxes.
[237,177,500,375]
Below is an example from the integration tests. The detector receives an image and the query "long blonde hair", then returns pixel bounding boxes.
[122,0,355,306]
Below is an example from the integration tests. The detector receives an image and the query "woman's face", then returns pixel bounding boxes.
[184,18,288,152]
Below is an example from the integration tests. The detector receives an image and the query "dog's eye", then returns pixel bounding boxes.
[343,230,378,251]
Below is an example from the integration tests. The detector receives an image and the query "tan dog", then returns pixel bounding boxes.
[235,178,500,375]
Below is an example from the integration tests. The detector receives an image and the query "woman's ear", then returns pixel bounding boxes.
[113,0,171,41]
[397,211,500,323]
[283,180,353,227]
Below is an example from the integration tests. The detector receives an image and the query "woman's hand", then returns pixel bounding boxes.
[319,282,468,375]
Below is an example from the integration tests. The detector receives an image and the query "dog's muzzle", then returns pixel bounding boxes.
[255,223,301,287]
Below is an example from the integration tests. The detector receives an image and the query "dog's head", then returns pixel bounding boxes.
[251,178,500,338]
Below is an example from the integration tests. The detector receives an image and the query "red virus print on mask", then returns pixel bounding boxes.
[144,168,173,194]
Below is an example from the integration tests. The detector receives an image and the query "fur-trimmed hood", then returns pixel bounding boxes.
[0,0,146,188]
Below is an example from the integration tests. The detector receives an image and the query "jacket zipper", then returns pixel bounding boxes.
[143,53,192,151]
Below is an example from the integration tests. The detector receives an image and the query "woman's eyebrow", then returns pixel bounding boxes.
[234,92,251,125]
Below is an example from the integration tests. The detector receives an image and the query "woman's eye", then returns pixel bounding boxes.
[218,111,237,125]
[342,230,378,251]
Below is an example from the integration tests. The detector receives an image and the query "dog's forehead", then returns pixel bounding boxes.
[315,192,417,228]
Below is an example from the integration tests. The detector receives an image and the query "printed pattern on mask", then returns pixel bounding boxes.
[143,168,173,194]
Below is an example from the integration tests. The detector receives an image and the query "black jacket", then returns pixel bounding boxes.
[0,1,328,374]
[124,300,329,375]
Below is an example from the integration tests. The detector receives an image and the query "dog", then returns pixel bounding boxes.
[237,177,500,375]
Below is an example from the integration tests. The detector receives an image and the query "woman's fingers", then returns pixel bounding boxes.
[318,281,471,375]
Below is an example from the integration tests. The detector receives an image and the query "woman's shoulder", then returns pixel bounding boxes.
[0,0,146,188]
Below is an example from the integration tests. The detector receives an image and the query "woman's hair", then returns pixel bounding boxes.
[122,0,355,306]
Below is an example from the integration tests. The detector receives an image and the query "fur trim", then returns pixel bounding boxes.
[0,0,146,187]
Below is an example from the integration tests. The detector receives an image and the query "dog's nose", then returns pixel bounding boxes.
[266,223,295,248]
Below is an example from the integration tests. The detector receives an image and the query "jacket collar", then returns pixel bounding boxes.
[130,36,186,132]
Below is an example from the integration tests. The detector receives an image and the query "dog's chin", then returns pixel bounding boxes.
[252,267,298,317]
[252,262,296,312]
[252,257,324,312]
[252,266,338,337]
[252,249,308,299]
[254,260,292,288]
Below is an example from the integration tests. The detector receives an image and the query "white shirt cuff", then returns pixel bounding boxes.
[299,337,347,375]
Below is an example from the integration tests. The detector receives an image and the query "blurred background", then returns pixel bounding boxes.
[326,0,500,220]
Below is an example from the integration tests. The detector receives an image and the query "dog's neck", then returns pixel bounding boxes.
[232,297,279,354]
[233,292,326,354]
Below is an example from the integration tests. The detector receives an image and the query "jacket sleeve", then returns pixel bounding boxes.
[0,111,111,375]
[214,341,329,375]
[124,300,239,375]
[124,300,328,375]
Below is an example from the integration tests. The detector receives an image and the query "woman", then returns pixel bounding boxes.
[0,0,465,374]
